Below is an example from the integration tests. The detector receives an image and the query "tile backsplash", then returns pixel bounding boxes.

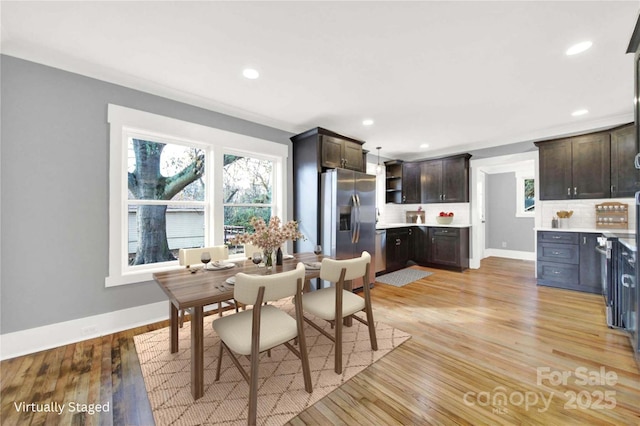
[540,198,636,230]
[379,203,471,225]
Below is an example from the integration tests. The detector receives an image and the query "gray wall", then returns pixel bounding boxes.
[486,172,535,252]
[1,55,294,334]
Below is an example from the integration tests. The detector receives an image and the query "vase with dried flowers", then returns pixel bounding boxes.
[230,216,305,269]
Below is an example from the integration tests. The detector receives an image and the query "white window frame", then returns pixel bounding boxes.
[106,104,288,287]
[515,172,535,218]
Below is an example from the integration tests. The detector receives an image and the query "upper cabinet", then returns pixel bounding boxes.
[386,154,471,204]
[320,134,364,171]
[402,162,422,204]
[536,132,611,200]
[611,124,639,197]
[536,127,638,200]
[422,154,471,203]
[291,127,365,174]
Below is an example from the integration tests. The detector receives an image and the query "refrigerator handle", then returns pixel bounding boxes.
[350,195,357,243]
[354,194,361,243]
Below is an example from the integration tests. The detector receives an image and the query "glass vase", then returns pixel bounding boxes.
[264,249,273,270]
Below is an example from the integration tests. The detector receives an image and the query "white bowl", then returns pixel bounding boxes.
[436,216,454,225]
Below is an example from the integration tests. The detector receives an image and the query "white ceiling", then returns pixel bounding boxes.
[1,1,638,160]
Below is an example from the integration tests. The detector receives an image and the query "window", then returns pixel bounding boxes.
[107,105,287,286]
[516,174,535,217]
[223,153,275,254]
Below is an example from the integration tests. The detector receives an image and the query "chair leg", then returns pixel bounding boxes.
[179,309,185,328]
[334,314,343,374]
[248,349,260,425]
[215,342,224,381]
[364,306,378,351]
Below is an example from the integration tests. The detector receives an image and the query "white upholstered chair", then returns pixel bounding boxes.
[212,262,312,425]
[300,251,377,374]
[177,245,233,326]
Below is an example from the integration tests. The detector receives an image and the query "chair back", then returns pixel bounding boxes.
[320,251,371,282]
[243,243,261,259]
[178,245,229,266]
[234,262,305,305]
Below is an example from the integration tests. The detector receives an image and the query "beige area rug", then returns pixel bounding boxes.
[134,298,411,426]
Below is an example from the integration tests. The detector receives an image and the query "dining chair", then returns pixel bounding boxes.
[178,245,234,327]
[300,251,377,374]
[212,262,312,425]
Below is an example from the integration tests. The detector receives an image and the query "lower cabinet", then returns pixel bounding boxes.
[385,228,410,273]
[382,226,469,274]
[426,227,470,271]
[536,231,601,294]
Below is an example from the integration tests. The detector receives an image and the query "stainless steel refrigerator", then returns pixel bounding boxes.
[321,169,376,289]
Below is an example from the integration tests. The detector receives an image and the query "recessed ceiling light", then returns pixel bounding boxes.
[362,119,374,126]
[566,41,592,56]
[571,109,589,117]
[420,143,429,149]
[242,68,260,79]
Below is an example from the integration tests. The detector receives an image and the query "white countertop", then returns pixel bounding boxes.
[536,226,634,236]
[377,222,472,229]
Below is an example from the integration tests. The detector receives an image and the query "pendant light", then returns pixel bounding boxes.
[375,147,383,175]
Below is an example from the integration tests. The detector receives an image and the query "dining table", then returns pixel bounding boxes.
[153,252,324,400]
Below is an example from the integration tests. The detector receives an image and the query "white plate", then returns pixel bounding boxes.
[283,254,294,260]
[225,276,236,285]
[304,262,321,270]
[206,262,235,270]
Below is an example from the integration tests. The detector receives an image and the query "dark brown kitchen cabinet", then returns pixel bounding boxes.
[385,228,410,273]
[426,227,469,271]
[291,127,366,253]
[385,160,403,204]
[536,132,611,200]
[402,162,422,204]
[536,231,601,294]
[422,154,471,203]
[611,124,639,198]
[321,135,364,171]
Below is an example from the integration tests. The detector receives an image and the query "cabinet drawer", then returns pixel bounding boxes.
[537,261,580,284]
[538,231,579,244]
[537,242,579,264]
[430,227,459,237]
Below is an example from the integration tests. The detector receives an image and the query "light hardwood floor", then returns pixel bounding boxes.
[2,257,639,425]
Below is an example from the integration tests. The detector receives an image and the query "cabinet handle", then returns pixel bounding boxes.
[551,251,560,255]
[553,270,561,274]
[611,185,615,194]
[567,188,571,196]
[551,236,561,239]
[443,194,446,200]
[432,237,435,243]
[583,237,586,245]
[574,187,577,196]
[396,238,401,246]
[402,195,406,202]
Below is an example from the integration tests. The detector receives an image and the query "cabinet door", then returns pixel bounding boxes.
[422,160,443,203]
[428,228,460,266]
[402,162,422,204]
[320,136,343,169]
[572,133,611,199]
[611,125,639,198]
[579,233,602,293]
[385,229,409,272]
[442,156,469,202]
[343,140,364,171]
[538,139,572,200]
[412,226,429,264]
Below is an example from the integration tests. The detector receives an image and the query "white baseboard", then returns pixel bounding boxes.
[483,248,536,261]
[0,301,168,360]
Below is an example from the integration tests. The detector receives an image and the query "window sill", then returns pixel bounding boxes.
[105,264,182,287]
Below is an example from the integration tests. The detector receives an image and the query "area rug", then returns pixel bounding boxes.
[134,298,410,426]
[376,268,433,287]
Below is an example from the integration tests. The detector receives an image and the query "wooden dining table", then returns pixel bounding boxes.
[153,252,323,400]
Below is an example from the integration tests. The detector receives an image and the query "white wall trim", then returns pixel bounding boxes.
[0,301,168,360]
[484,248,536,261]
